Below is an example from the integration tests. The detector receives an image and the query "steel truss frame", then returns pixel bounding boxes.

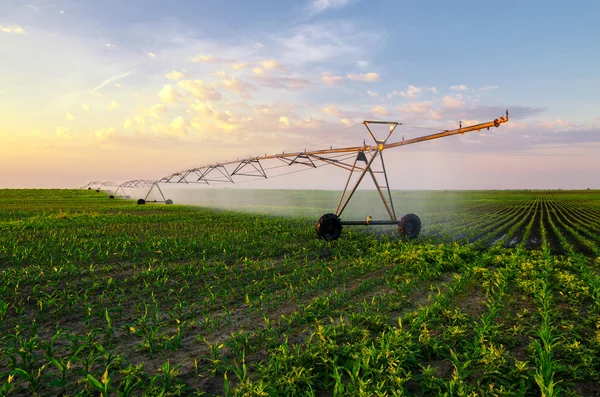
[112,180,155,198]
[143,181,170,203]
[151,113,508,219]
[81,180,117,191]
[132,113,509,223]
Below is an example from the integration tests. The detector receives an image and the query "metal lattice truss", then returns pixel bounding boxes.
[154,114,509,218]
[159,115,509,188]
[112,180,156,198]
[81,181,118,191]
[83,113,509,222]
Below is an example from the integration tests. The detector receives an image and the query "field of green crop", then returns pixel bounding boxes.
[1,189,599,396]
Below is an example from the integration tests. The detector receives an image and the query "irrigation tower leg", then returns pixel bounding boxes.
[334,150,397,221]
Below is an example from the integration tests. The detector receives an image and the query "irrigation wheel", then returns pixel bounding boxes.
[398,213,421,239]
[316,213,343,241]
[166,199,174,205]
[137,199,146,205]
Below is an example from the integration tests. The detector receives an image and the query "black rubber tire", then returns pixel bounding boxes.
[398,213,421,239]
[96,190,100,193]
[165,199,173,205]
[137,199,146,205]
[88,187,91,190]
[109,195,114,199]
[316,213,343,241]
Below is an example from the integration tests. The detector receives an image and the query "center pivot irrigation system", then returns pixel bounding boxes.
[85,112,509,240]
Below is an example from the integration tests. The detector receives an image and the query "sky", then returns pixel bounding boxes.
[1,0,599,190]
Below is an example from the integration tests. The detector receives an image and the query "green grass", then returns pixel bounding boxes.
[0,189,599,396]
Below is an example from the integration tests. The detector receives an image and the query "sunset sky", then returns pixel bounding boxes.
[1,0,599,190]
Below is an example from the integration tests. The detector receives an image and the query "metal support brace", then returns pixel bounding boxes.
[231,159,268,178]
[113,185,126,197]
[144,182,168,202]
[199,165,234,183]
[335,121,401,221]
[289,153,317,168]
[335,150,379,216]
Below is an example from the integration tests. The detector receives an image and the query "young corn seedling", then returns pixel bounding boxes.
[13,363,48,396]
[202,338,227,375]
[532,281,563,397]
[87,368,113,397]
[0,374,14,397]
[49,358,71,396]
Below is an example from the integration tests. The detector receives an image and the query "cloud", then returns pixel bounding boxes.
[152,116,189,137]
[105,43,116,49]
[190,54,213,62]
[450,85,468,91]
[95,127,117,141]
[441,95,463,109]
[0,25,26,34]
[188,101,215,118]
[177,80,222,101]
[371,105,389,116]
[309,0,350,14]
[295,117,323,129]
[367,90,379,97]
[138,104,168,120]
[260,59,284,71]
[321,72,344,85]
[211,70,228,78]
[60,10,65,15]
[165,70,187,80]
[124,115,146,131]
[221,77,257,96]
[56,127,71,138]
[82,105,91,112]
[279,116,290,127]
[65,112,75,121]
[252,67,264,75]
[321,104,356,120]
[158,84,182,103]
[107,100,121,111]
[189,54,232,63]
[347,72,380,82]
[389,85,418,98]
[147,52,157,58]
[91,64,147,93]
[231,62,249,70]
[187,103,251,138]
[480,85,499,91]
[170,116,190,136]
[274,21,381,65]
[396,101,433,114]
[387,85,437,98]
[251,75,313,91]
[323,104,344,116]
